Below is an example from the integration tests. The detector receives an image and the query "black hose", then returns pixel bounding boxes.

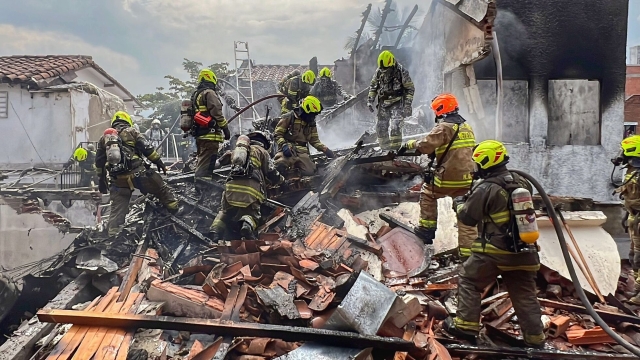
[227,94,285,124]
[511,170,640,356]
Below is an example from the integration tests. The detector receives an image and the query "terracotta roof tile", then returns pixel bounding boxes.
[0,55,93,84]
[249,64,334,82]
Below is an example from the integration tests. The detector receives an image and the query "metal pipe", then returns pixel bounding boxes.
[491,31,503,141]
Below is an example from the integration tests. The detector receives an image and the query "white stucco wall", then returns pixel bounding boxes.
[0,84,75,169]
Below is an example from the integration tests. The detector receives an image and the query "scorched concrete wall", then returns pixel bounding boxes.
[0,197,76,270]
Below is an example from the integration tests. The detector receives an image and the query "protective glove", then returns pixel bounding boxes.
[404,105,413,117]
[98,177,108,194]
[155,159,167,175]
[63,160,73,170]
[453,196,467,213]
[398,140,418,155]
[282,144,293,158]
[223,127,231,140]
[324,148,336,159]
[367,101,375,113]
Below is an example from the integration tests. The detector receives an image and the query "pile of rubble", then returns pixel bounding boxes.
[4,142,640,359]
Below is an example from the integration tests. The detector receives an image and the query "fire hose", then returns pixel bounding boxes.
[512,170,640,356]
[227,94,285,124]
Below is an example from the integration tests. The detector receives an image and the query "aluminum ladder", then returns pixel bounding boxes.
[233,41,256,133]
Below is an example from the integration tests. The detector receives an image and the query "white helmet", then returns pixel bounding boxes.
[151,119,161,126]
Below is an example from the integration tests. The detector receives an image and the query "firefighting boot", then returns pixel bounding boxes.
[414,226,436,244]
[442,317,478,341]
[240,221,256,240]
[208,231,223,244]
[523,333,546,349]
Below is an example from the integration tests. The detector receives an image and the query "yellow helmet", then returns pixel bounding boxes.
[112,111,132,126]
[621,135,640,157]
[301,96,322,114]
[198,68,217,84]
[319,67,332,78]
[73,148,88,162]
[473,140,508,170]
[378,50,396,68]
[301,70,316,85]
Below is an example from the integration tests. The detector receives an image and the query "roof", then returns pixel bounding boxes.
[0,55,141,107]
[249,64,334,82]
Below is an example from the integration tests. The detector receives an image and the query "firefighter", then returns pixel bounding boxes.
[209,131,285,242]
[96,111,179,237]
[310,67,352,108]
[273,96,335,176]
[278,69,316,114]
[613,135,640,304]
[367,50,414,151]
[443,140,545,348]
[145,119,166,155]
[189,69,231,179]
[399,93,477,255]
[64,144,97,188]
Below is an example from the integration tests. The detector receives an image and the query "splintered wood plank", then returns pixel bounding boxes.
[100,293,145,360]
[91,293,140,360]
[69,294,123,360]
[72,293,137,360]
[47,289,118,360]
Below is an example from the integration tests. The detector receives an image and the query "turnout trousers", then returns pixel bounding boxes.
[419,183,477,258]
[195,138,220,179]
[376,102,404,151]
[108,169,178,236]
[455,244,545,345]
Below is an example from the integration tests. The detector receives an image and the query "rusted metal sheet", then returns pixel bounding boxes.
[377,227,431,278]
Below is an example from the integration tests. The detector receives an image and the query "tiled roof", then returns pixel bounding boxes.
[0,55,93,83]
[249,64,334,82]
[0,55,142,107]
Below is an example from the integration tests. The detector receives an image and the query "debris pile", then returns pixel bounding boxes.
[3,146,639,359]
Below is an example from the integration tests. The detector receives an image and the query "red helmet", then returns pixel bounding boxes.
[103,128,118,136]
[431,93,459,117]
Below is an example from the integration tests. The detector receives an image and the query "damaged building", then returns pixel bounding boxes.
[0,0,638,359]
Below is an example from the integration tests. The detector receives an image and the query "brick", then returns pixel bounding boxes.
[548,315,571,338]
[566,326,615,345]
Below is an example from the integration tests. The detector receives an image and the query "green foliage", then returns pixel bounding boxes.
[137,59,232,123]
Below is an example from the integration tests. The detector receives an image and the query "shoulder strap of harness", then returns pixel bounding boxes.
[435,124,460,169]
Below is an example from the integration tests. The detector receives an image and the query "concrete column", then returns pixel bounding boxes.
[528,76,549,148]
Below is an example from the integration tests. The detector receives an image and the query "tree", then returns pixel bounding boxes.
[137,59,232,124]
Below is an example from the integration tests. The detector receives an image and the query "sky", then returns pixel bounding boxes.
[0,0,638,97]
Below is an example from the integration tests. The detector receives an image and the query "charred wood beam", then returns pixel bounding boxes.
[352,4,373,55]
[444,344,637,359]
[37,310,415,351]
[371,0,393,50]
[146,201,213,245]
[379,213,417,236]
[538,298,640,325]
[175,194,216,217]
[393,5,418,49]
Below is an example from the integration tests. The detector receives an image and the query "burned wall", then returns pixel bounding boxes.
[474,0,628,201]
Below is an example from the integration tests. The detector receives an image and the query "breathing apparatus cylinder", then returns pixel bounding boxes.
[180,100,194,132]
[103,128,121,166]
[231,135,251,168]
[511,187,539,243]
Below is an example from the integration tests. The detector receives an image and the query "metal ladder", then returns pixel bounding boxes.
[233,41,256,133]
